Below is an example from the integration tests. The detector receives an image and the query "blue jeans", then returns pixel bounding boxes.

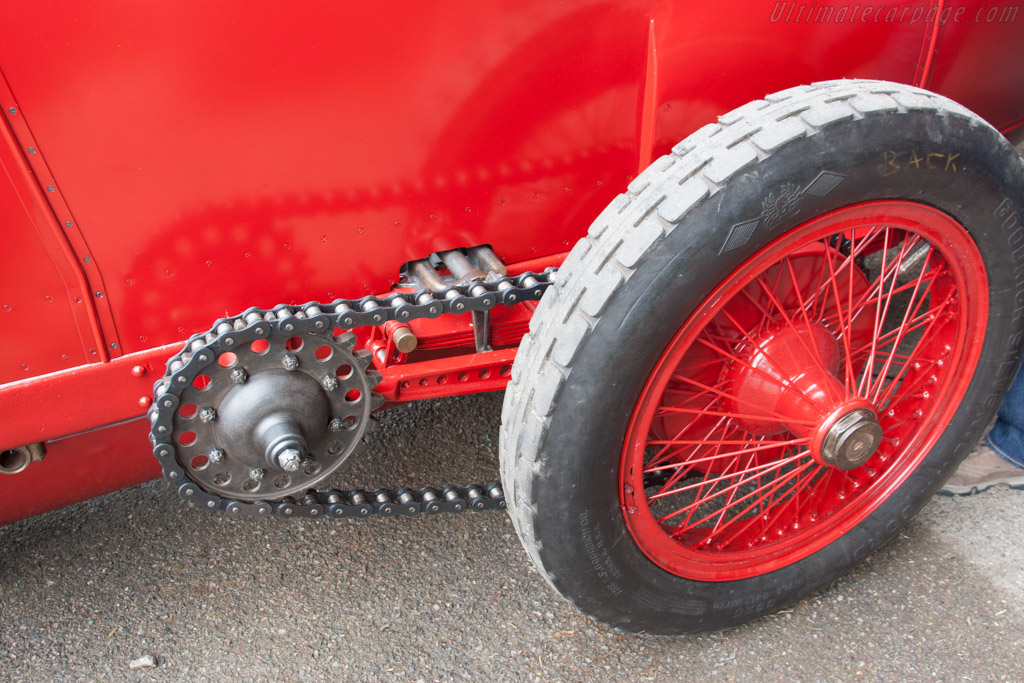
[987,366,1024,468]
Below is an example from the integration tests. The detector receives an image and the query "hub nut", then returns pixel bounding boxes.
[277,448,303,472]
[208,448,225,464]
[322,376,339,392]
[230,368,248,384]
[282,355,299,371]
[821,409,883,470]
[199,407,217,423]
[249,467,265,481]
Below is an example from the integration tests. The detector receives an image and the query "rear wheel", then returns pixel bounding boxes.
[500,80,1024,634]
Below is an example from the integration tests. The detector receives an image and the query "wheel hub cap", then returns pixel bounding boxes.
[820,408,882,470]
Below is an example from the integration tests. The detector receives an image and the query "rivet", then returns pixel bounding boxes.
[138,396,152,408]
[169,471,179,479]
[110,342,118,349]
[84,256,91,263]
[95,291,103,298]
[185,488,194,496]
[65,221,73,228]
[207,500,216,508]
[131,365,147,377]
[27,146,36,154]
[7,107,15,115]
[47,185,55,192]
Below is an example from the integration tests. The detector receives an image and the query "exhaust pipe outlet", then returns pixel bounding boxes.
[0,443,45,474]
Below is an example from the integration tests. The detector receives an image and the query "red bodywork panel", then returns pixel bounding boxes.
[1,1,1022,525]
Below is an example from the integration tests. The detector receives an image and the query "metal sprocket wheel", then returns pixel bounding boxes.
[169,328,382,501]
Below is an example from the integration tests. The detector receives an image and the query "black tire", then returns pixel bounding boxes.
[499,80,1024,634]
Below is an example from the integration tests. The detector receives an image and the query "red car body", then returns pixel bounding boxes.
[1,1,1022,526]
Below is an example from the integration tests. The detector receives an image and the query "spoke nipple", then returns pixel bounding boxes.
[322,376,339,392]
[282,354,299,371]
[199,407,217,423]
[249,467,265,481]
[208,448,225,464]
[230,368,248,384]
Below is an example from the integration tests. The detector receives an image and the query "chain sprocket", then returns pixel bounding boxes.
[149,267,554,518]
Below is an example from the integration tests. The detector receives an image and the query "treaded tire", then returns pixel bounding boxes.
[499,79,1024,634]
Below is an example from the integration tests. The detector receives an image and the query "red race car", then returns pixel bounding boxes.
[2,2,1023,633]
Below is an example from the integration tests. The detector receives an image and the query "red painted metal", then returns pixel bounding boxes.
[0,343,180,452]
[0,3,1021,523]
[619,202,989,581]
[0,419,159,527]
[376,349,516,403]
[0,104,104,382]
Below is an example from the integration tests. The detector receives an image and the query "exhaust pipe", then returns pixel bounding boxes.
[0,443,45,474]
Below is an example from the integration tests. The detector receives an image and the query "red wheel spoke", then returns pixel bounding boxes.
[645,409,729,471]
[752,272,840,403]
[668,374,804,425]
[701,458,820,547]
[821,263,938,330]
[716,308,829,414]
[693,336,827,414]
[820,235,859,393]
[649,446,809,506]
[653,405,816,426]
[858,229,899,396]
[873,290,956,406]
[646,413,734,477]
[667,455,815,534]
[800,226,885,322]
[866,247,937,400]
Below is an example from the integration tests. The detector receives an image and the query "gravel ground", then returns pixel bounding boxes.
[2,393,1023,682]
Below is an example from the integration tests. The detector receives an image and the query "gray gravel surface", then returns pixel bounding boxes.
[2,393,1023,682]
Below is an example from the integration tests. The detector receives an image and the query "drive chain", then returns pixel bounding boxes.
[149,267,555,519]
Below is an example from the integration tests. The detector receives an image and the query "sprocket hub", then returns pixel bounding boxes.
[164,328,382,501]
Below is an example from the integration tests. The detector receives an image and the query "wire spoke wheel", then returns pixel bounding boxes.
[620,201,987,580]
[501,80,1024,633]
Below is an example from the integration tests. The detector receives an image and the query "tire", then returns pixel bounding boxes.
[499,80,1024,634]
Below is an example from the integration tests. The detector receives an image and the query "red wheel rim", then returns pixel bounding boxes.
[620,201,988,581]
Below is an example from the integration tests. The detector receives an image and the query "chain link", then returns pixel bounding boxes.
[149,267,555,519]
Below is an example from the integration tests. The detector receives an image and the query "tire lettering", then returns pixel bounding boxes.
[880,151,960,176]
